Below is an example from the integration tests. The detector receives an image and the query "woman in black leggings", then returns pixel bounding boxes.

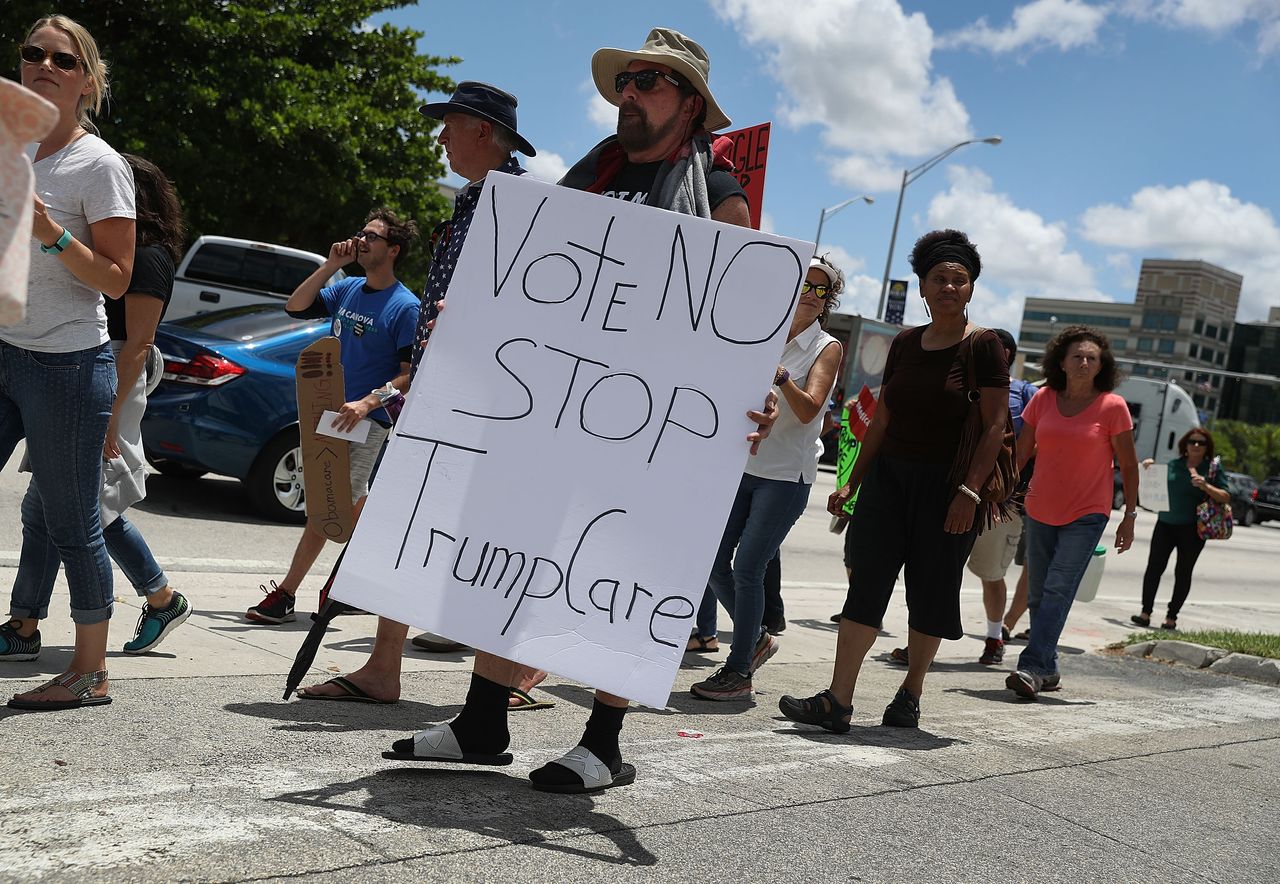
[1132,428,1230,631]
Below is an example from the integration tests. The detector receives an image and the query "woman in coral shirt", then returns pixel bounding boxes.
[1008,326,1139,700]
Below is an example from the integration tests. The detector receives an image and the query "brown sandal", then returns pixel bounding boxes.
[686,634,719,653]
[8,670,111,711]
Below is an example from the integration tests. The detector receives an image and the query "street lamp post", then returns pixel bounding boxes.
[814,195,874,249]
[875,136,1002,320]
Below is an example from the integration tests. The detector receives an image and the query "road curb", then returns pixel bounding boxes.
[1125,639,1280,685]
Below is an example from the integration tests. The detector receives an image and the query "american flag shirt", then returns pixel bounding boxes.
[410,155,526,378]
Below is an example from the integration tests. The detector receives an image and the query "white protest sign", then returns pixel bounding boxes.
[1139,462,1170,512]
[331,172,811,707]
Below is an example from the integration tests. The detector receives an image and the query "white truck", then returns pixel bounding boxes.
[1115,376,1200,464]
[167,236,344,321]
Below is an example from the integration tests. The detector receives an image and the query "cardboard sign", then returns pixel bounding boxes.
[296,337,354,542]
[331,172,812,707]
[836,385,878,515]
[722,122,770,230]
[1139,462,1169,512]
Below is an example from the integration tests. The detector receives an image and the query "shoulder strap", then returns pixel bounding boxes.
[962,327,988,393]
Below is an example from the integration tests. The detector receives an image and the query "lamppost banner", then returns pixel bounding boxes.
[885,279,909,326]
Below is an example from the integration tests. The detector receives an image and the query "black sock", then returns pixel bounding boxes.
[447,673,510,755]
[578,698,627,772]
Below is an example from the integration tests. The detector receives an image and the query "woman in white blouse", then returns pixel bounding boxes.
[689,255,844,702]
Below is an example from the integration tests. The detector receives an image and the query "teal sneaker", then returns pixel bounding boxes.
[123,592,191,654]
[0,620,40,661]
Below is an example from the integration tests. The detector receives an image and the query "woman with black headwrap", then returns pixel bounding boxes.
[779,229,1009,732]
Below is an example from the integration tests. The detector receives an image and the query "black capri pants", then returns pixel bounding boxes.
[841,454,980,640]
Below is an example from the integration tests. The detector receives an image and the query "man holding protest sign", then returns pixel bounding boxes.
[245,209,419,627]
[297,82,549,706]
[386,28,772,794]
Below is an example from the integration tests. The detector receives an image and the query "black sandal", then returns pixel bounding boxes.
[778,689,852,734]
[1130,613,1151,628]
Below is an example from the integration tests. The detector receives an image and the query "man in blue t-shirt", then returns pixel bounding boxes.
[965,328,1038,664]
[245,208,420,625]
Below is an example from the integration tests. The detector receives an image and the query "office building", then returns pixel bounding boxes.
[1018,259,1243,416]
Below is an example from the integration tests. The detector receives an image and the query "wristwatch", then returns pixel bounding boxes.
[774,367,790,386]
[372,383,400,405]
[1123,510,1138,520]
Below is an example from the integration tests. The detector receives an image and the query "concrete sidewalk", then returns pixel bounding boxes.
[1,569,1277,883]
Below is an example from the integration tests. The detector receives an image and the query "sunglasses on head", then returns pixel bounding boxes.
[352,230,388,243]
[801,281,834,300]
[614,69,683,93]
[20,44,81,72]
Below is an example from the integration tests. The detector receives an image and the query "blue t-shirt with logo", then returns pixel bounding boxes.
[319,276,419,422]
[1009,378,1036,436]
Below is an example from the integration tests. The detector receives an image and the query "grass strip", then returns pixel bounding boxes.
[1125,630,1280,659]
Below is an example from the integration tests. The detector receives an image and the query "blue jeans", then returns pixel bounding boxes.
[20,481,168,599]
[695,553,782,637]
[1017,512,1109,678]
[707,473,810,676]
[0,341,116,624]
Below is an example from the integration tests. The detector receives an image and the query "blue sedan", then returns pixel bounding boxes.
[142,304,330,523]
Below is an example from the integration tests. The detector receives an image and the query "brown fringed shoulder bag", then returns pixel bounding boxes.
[947,328,1020,532]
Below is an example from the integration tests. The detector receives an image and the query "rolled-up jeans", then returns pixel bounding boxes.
[707,473,810,676]
[1017,512,1109,678]
[0,340,116,624]
[19,492,168,599]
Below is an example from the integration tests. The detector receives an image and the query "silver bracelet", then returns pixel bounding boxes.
[958,484,981,504]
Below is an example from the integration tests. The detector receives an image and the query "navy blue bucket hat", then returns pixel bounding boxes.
[419,81,536,156]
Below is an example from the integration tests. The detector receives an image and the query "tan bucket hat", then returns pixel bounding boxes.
[591,27,731,132]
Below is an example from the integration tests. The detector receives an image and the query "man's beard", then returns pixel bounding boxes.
[616,103,682,154]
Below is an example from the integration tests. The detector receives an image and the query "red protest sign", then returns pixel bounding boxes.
[722,122,770,230]
[846,385,878,442]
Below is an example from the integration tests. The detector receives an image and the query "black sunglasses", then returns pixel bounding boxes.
[614,69,683,93]
[1186,439,1208,446]
[802,281,834,300]
[20,44,82,72]
[352,230,388,243]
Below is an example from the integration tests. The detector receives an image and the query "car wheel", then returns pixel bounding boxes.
[1241,506,1256,527]
[246,430,307,524]
[150,460,208,480]
[1112,486,1125,510]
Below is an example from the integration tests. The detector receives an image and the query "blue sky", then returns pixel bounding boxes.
[377,1,1280,333]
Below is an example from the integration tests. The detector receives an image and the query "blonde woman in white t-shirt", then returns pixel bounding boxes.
[689,255,843,702]
[1,16,135,711]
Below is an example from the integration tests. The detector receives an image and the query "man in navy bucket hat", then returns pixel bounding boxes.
[295,81,551,711]
[418,81,537,158]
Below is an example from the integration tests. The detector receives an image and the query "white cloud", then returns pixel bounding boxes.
[1118,0,1280,56]
[949,0,1110,55]
[524,149,569,184]
[759,211,776,234]
[905,165,1109,332]
[711,0,976,192]
[928,166,1104,298]
[586,81,618,133]
[831,272,885,318]
[1080,179,1280,320]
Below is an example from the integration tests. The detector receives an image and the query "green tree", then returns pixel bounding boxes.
[7,1,456,289]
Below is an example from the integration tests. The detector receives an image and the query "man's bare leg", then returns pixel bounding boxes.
[1004,565,1029,633]
[299,616,409,701]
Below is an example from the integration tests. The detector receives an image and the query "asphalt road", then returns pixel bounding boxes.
[1,452,1278,882]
